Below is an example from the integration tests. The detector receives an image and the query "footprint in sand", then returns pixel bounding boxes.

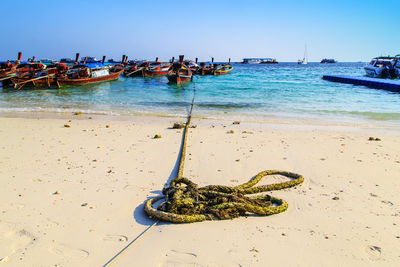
[365,245,382,261]
[49,243,89,260]
[0,222,36,262]
[161,249,202,267]
[102,235,128,242]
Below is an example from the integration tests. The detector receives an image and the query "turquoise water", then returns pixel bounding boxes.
[1,63,400,123]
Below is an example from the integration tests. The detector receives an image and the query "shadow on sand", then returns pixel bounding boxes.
[133,123,187,226]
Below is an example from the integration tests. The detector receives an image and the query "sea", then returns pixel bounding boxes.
[1,63,400,125]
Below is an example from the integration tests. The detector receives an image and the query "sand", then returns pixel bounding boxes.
[0,112,399,266]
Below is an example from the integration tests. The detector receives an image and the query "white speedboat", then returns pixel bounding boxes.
[364,56,395,78]
[393,55,400,78]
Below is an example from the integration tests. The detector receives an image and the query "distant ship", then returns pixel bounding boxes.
[298,44,308,65]
[242,58,278,64]
[320,58,337,63]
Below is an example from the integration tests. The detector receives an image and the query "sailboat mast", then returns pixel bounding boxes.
[303,44,308,64]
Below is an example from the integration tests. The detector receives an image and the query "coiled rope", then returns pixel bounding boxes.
[144,84,304,223]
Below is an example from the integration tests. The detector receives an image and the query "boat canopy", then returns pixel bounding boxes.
[82,62,106,68]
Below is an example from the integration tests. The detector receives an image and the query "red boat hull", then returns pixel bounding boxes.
[57,70,123,86]
[143,69,169,77]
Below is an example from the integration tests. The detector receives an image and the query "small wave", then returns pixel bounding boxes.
[195,102,259,109]
[137,101,259,110]
[268,80,307,84]
[138,101,191,107]
[316,110,400,121]
[0,106,116,115]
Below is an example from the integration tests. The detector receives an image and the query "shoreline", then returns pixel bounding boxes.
[1,109,400,135]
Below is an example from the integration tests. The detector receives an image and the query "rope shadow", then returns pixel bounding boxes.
[133,101,191,226]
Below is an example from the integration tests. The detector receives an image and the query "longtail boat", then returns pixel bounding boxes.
[124,61,148,77]
[0,52,22,80]
[214,58,233,75]
[2,62,68,89]
[2,53,123,89]
[199,57,218,75]
[143,57,171,77]
[167,55,192,85]
[56,54,124,86]
[123,61,139,76]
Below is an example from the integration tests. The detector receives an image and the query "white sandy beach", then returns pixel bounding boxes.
[0,113,399,266]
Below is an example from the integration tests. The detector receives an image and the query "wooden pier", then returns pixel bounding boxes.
[322,75,400,92]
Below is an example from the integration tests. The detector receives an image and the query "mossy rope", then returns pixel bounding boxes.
[144,84,304,223]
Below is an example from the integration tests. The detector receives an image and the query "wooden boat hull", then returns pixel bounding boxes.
[1,78,15,88]
[128,69,144,77]
[200,68,213,75]
[124,66,140,77]
[189,67,199,75]
[57,70,123,86]
[2,76,57,88]
[167,61,192,85]
[0,64,18,79]
[2,76,56,88]
[167,74,191,84]
[2,69,123,89]
[143,69,169,77]
[0,70,17,79]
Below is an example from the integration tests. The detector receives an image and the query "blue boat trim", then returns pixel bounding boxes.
[322,75,400,92]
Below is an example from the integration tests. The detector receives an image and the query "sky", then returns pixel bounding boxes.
[1,0,399,62]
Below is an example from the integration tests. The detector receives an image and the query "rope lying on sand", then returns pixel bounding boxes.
[144,84,304,223]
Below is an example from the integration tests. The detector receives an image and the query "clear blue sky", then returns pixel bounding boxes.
[1,0,399,62]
